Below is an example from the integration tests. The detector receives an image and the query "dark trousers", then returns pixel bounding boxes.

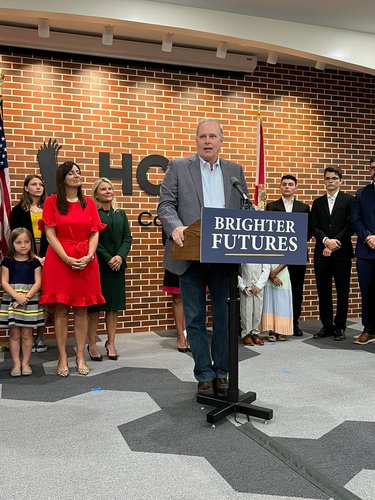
[356,258,375,335]
[314,257,351,330]
[288,264,307,328]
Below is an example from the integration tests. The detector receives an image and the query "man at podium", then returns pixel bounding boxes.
[158,119,248,398]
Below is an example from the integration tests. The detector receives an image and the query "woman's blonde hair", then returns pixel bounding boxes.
[92,177,118,211]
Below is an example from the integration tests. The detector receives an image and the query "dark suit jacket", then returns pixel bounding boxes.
[158,154,247,275]
[10,203,48,257]
[310,190,354,261]
[352,183,375,260]
[266,197,311,239]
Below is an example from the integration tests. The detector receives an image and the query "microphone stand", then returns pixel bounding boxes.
[242,198,252,211]
[197,196,273,425]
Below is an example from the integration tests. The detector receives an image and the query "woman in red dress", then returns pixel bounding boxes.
[40,161,105,377]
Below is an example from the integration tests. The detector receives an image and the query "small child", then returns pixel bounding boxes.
[0,228,45,376]
[238,262,271,346]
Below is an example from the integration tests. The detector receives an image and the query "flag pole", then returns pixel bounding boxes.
[0,71,4,95]
[255,107,266,210]
[0,69,11,258]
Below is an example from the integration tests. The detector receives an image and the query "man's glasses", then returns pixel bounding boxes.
[369,166,375,171]
[324,176,339,181]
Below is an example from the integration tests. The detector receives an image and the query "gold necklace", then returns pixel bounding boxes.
[30,205,43,213]
[67,197,79,202]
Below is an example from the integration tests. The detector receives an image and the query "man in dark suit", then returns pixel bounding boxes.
[311,166,354,340]
[266,174,310,336]
[351,157,375,345]
[158,119,248,397]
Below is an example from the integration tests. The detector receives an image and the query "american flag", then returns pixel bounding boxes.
[0,96,11,259]
[254,110,266,210]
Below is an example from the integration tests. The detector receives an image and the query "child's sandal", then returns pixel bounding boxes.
[268,332,277,342]
[276,334,286,341]
[10,367,21,377]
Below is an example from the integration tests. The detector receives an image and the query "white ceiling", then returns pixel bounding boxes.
[151,0,375,34]
[0,0,374,73]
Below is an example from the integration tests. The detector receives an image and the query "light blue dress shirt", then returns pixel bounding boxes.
[199,156,225,208]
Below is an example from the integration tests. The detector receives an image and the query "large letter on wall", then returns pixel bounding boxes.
[136,154,168,196]
[99,152,133,195]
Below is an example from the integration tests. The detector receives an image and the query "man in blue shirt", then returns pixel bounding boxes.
[158,119,248,397]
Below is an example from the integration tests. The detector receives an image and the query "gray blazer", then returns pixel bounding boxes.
[158,154,248,275]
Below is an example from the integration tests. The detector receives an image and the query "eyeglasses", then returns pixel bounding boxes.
[369,166,375,171]
[324,176,339,181]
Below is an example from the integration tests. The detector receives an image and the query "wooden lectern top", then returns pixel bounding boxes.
[171,219,201,261]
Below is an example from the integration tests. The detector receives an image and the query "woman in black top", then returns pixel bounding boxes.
[10,174,48,258]
[10,174,49,352]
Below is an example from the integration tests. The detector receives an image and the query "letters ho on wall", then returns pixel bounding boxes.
[37,140,166,226]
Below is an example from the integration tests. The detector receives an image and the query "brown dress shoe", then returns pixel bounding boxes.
[252,335,264,345]
[215,378,228,397]
[354,332,375,345]
[197,380,214,397]
[242,334,254,346]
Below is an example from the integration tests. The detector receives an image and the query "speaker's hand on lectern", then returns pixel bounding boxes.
[172,226,187,247]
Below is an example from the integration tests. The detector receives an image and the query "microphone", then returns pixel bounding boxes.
[230,176,249,201]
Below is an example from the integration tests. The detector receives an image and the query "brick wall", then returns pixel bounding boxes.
[0,49,373,337]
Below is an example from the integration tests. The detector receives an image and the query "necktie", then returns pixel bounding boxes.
[328,196,334,214]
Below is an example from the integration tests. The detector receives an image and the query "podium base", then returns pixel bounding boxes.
[197,391,273,424]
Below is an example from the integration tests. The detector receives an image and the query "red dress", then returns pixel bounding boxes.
[40,195,106,307]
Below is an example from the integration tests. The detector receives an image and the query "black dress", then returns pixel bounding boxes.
[161,228,181,294]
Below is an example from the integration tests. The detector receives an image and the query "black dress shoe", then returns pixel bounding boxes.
[293,326,304,337]
[334,328,346,341]
[87,344,103,361]
[313,327,333,339]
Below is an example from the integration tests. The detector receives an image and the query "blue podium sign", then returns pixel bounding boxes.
[200,207,308,265]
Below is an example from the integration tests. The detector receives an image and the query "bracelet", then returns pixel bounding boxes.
[66,257,71,265]
[87,252,94,261]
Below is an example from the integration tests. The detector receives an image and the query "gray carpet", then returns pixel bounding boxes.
[0,319,374,500]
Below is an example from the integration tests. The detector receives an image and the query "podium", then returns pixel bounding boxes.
[173,217,273,425]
